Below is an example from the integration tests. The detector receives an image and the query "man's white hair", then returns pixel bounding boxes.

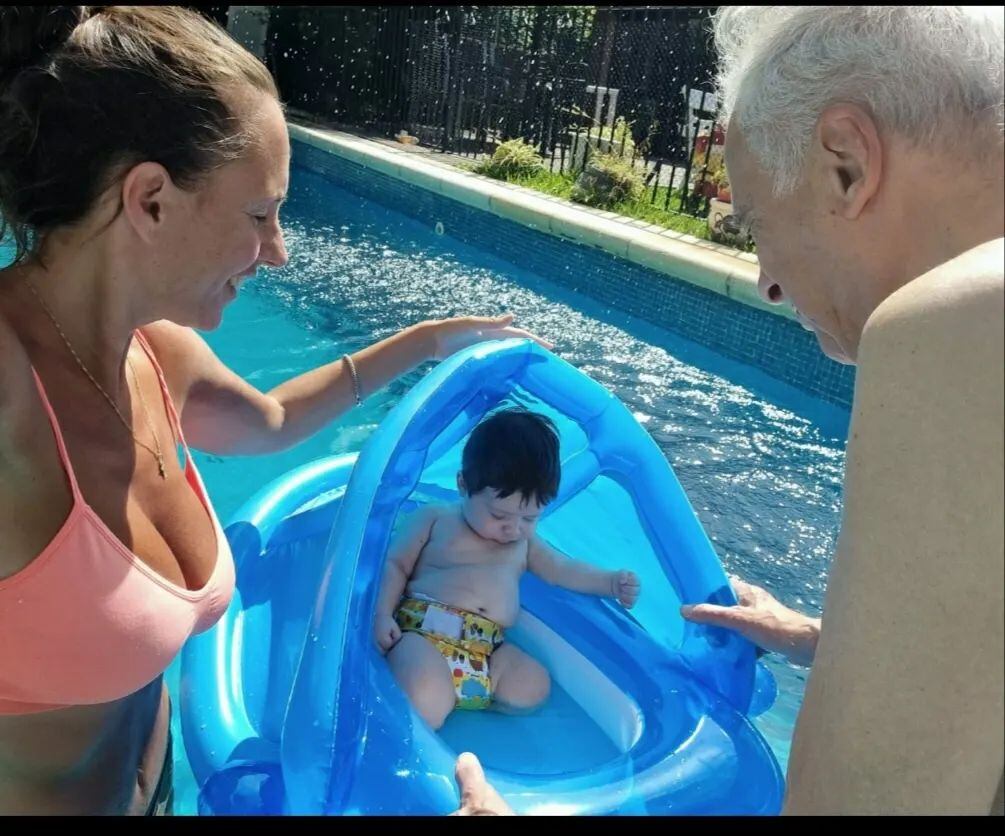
[713,6,1005,195]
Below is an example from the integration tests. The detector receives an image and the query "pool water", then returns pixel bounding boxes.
[5,157,848,814]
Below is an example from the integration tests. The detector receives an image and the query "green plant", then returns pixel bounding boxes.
[710,166,732,202]
[472,138,544,180]
[570,152,644,208]
[461,156,754,250]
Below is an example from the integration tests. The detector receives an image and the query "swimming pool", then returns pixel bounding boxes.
[3,150,848,814]
[169,155,846,812]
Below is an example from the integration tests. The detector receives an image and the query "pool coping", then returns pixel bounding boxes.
[288,122,797,322]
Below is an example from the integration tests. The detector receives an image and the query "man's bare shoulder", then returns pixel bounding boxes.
[866,237,1003,340]
[858,238,1002,408]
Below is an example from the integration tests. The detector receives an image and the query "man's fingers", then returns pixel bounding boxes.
[680,603,752,628]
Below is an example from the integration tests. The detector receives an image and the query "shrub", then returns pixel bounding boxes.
[473,138,544,180]
[570,152,644,208]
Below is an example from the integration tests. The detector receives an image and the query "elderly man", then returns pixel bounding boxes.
[454,6,1003,815]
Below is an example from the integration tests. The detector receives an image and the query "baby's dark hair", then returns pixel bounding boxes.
[461,407,560,506]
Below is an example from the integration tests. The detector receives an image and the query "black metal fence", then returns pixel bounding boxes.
[264,6,729,220]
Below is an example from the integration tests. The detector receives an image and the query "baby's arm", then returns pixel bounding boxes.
[527,536,640,608]
[374,505,439,652]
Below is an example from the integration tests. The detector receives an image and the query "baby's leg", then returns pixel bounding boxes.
[386,632,457,730]
[490,643,551,713]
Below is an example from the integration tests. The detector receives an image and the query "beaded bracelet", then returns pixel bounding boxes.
[342,353,362,406]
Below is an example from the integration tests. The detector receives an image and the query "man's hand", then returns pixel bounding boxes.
[681,576,820,667]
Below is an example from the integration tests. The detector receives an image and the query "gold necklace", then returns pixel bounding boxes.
[25,280,167,479]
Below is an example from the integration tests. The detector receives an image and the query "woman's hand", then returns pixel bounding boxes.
[427,314,553,361]
[450,752,515,816]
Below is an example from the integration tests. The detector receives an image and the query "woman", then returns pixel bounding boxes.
[0,7,545,814]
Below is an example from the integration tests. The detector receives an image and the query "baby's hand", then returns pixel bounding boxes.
[374,613,402,654]
[611,570,641,608]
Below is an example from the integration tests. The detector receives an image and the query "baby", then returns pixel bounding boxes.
[373,407,640,729]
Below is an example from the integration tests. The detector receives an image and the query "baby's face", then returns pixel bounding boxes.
[461,487,544,545]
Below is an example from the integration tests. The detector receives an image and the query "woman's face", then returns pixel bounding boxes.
[155,92,290,330]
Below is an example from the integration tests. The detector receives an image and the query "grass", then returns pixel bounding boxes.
[463,164,732,245]
[503,168,576,199]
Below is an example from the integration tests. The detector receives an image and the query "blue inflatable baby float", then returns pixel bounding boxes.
[180,339,784,815]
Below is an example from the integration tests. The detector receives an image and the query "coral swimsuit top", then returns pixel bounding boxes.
[0,331,235,714]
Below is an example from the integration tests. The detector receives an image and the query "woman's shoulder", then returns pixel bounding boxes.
[136,319,218,404]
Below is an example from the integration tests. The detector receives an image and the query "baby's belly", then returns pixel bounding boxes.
[406,569,520,627]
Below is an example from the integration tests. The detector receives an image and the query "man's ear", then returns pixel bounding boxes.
[815,102,883,221]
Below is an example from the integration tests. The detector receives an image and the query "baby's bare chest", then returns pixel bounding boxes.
[418,518,526,573]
